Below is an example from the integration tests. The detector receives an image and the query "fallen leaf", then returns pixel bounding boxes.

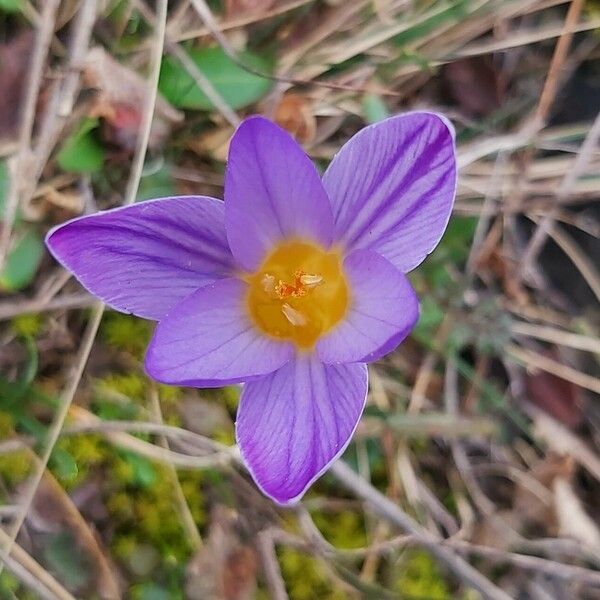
[553,476,600,549]
[25,472,123,599]
[526,352,584,428]
[185,506,258,600]
[443,56,505,118]
[476,246,529,305]
[224,0,276,19]
[274,93,316,143]
[84,46,183,151]
[57,118,105,173]
[0,30,34,141]
[513,454,574,535]
[158,46,273,111]
[0,228,44,292]
[189,125,234,162]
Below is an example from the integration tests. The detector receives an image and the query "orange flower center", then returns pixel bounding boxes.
[245,240,349,349]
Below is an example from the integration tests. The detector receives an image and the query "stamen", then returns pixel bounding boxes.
[281,303,307,327]
[261,274,276,295]
[299,273,323,288]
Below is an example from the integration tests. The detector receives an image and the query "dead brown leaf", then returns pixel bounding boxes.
[513,454,574,535]
[185,506,258,600]
[83,47,183,151]
[476,246,529,305]
[0,30,35,142]
[189,125,233,162]
[443,56,505,118]
[526,352,584,428]
[25,470,123,599]
[553,476,600,549]
[224,0,276,19]
[274,93,317,143]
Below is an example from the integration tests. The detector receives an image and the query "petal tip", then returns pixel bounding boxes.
[236,361,368,504]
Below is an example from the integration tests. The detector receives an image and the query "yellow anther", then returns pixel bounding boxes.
[298,273,323,288]
[245,240,349,349]
[281,303,308,327]
[261,274,276,295]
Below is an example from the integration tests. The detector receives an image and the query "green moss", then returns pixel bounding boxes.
[107,459,206,562]
[157,383,182,405]
[11,313,42,337]
[279,549,346,600]
[97,373,147,401]
[222,385,240,411]
[0,412,14,436]
[0,572,19,594]
[395,550,451,598]
[0,450,32,485]
[312,510,367,550]
[102,312,152,357]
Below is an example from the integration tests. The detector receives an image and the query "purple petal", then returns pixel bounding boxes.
[145,278,293,387]
[317,249,419,364]
[46,196,234,320]
[236,355,368,504]
[323,112,457,272]
[225,116,334,271]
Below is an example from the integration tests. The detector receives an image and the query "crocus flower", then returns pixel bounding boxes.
[46,112,457,504]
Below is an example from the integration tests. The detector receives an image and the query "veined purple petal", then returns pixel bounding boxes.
[46,196,234,320]
[236,356,368,504]
[317,249,419,364]
[145,278,293,387]
[323,112,457,272]
[225,116,334,271]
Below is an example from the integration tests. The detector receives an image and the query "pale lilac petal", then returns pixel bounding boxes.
[145,278,293,387]
[225,116,334,271]
[237,356,368,504]
[46,196,234,320]
[317,249,419,364]
[322,112,457,272]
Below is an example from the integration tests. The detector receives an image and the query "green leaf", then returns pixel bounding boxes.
[0,161,8,217]
[159,46,273,110]
[136,164,176,202]
[0,161,22,224]
[122,451,156,487]
[362,94,390,124]
[57,118,105,173]
[131,583,172,600]
[0,229,44,291]
[51,448,79,482]
[414,296,444,338]
[43,532,90,589]
[0,0,22,13]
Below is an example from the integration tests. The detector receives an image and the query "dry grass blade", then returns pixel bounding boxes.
[257,531,289,600]
[511,322,600,354]
[1,0,168,577]
[174,0,312,41]
[526,214,600,304]
[0,0,61,268]
[148,386,204,551]
[0,542,67,600]
[132,0,240,127]
[0,528,76,600]
[0,303,105,573]
[0,293,93,320]
[507,343,600,394]
[452,17,600,59]
[519,111,600,280]
[330,461,512,600]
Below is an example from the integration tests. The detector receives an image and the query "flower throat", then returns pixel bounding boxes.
[245,240,349,349]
